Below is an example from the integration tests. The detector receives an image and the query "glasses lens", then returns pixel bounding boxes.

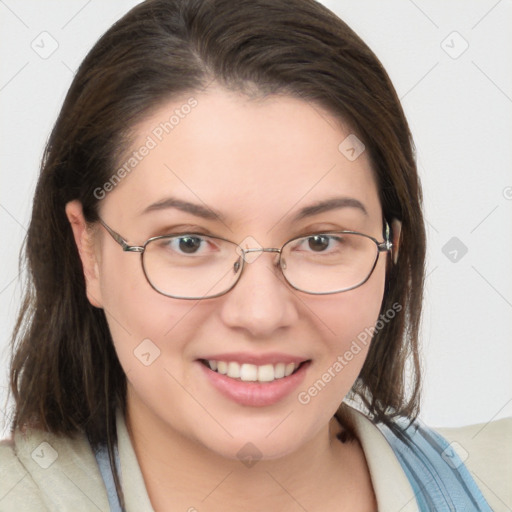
[281,233,379,293]
[141,232,381,298]
[142,235,241,299]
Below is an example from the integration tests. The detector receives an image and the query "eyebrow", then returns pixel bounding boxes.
[141,195,367,223]
[292,197,368,220]
[142,197,223,221]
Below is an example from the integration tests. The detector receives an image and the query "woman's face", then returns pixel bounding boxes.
[79,87,387,459]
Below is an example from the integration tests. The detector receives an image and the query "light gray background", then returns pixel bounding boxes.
[1,0,511,437]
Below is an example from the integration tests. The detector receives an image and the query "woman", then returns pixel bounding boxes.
[1,0,509,510]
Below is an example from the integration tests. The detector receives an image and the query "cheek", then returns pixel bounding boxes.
[314,254,386,343]
[97,255,210,432]
[96,249,201,375]
[299,256,387,399]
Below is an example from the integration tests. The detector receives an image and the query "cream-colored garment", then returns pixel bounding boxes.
[0,407,510,511]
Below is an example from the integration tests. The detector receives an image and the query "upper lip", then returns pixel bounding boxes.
[198,352,310,365]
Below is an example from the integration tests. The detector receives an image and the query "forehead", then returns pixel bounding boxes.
[102,87,381,229]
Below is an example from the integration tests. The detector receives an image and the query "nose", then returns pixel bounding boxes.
[218,251,299,338]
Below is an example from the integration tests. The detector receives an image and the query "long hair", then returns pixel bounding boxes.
[9,0,425,506]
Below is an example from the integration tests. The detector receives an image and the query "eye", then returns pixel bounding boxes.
[158,235,215,256]
[288,233,353,257]
[306,234,333,252]
[177,236,203,254]
[297,234,343,253]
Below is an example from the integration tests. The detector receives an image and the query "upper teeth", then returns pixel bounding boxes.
[208,360,299,382]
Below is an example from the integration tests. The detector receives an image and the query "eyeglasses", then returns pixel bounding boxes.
[98,218,393,300]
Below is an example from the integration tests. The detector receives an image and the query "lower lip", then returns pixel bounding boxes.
[198,361,310,407]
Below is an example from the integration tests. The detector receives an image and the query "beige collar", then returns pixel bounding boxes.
[116,409,155,511]
[348,407,419,511]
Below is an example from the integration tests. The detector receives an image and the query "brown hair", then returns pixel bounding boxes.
[9,0,425,505]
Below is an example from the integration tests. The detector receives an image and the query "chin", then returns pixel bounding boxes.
[203,435,301,463]
[190,415,317,463]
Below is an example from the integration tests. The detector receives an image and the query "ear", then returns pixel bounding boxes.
[390,218,402,264]
[65,200,103,308]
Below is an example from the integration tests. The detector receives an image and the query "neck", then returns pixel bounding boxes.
[125,391,375,512]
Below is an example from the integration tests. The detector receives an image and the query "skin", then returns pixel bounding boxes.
[66,86,396,511]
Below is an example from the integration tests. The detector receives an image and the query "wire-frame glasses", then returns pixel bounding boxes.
[98,218,393,300]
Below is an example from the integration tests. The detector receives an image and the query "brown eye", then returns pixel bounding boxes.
[178,236,202,253]
[307,235,331,252]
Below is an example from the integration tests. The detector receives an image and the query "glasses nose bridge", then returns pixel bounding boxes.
[237,246,283,270]
[242,247,281,255]
[240,246,282,264]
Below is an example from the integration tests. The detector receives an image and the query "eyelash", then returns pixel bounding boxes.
[147,223,356,241]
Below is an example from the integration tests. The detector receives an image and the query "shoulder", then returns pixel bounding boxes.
[344,404,511,511]
[437,417,512,512]
[0,426,110,511]
[0,438,48,510]
[374,414,512,511]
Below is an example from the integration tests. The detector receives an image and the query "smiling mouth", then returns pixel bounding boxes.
[199,359,309,383]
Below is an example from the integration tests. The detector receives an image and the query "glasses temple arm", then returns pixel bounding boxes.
[98,218,143,252]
